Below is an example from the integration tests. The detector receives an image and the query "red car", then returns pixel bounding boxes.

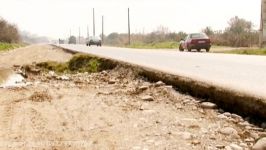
[179,33,211,52]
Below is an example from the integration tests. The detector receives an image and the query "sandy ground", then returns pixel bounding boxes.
[0,45,265,150]
[0,44,72,68]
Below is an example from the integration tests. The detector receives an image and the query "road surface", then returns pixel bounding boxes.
[59,44,266,100]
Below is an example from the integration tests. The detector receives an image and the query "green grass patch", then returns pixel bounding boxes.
[0,43,23,52]
[36,54,117,74]
[215,49,266,56]
[127,41,179,49]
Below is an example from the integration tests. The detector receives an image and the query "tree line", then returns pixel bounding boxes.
[104,16,259,47]
[0,17,20,43]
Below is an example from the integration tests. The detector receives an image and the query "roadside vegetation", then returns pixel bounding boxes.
[127,41,179,49]
[0,17,23,51]
[214,48,266,56]
[35,54,117,74]
[103,16,259,50]
[0,43,23,52]
[0,18,20,43]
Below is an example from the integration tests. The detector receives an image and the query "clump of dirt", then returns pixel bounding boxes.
[29,91,52,102]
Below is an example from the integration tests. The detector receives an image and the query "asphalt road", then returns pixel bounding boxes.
[59,44,266,99]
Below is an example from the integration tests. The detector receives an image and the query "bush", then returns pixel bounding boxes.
[36,54,118,73]
[203,16,259,47]
[68,54,100,72]
[0,18,20,43]
[0,43,22,51]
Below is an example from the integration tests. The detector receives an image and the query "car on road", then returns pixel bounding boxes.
[179,33,211,52]
[86,36,102,47]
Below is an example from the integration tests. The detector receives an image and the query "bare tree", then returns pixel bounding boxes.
[0,18,20,43]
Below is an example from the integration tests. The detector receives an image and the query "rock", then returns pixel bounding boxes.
[139,85,149,91]
[218,109,225,113]
[200,102,217,109]
[101,71,108,75]
[108,80,116,84]
[57,75,70,81]
[229,143,243,150]
[13,64,21,68]
[223,112,232,117]
[218,114,228,119]
[261,122,266,129]
[252,127,264,132]
[191,140,201,145]
[225,146,232,150]
[155,81,165,87]
[216,145,225,149]
[239,143,248,148]
[175,104,182,109]
[220,127,238,136]
[24,65,41,74]
[253,137,266,150]
[231,114,242,119]
[250,133,259,140]
[140,103,150,110]
[238,121,250,127]
[245,138,255,143]
[49,71,56,77]
[141,96,154,102]
[180,132,193,140]
[164,85,173,89]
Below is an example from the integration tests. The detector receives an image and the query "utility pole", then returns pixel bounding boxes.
[93,8,95,36]
[260,0,266,48]
[128,8,131,45]
[87,25,89,38]
[102,15,104,44]
[79,27,81,44]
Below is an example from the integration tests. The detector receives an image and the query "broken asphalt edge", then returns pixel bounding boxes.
[53,44,266,122]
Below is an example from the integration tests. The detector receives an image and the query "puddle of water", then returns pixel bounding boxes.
[0,68,13,84]
[0,68,27,88]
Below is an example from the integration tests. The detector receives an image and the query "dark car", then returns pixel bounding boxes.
[86,36,102,47]
[179,33,211,52]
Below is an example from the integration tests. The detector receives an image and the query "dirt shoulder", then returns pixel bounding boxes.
[0,44,72,68]
[0,45,265,150]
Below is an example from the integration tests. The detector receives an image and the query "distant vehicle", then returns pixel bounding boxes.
[69,36,76,44]
[179,33,211,52]
[86,36,102,47]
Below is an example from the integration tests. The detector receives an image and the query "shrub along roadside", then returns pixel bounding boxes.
[36,54,118,74]
[213,49,266,56]
[126,41,179,49]
[0,43,22,52]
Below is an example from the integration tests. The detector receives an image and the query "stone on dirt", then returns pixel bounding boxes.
[141,95,154,101]
[261,122,266,129]
[139,85,149,91]
[200,102,217,109]
[180,132,193,140]
[57,75,70,81]
[253,137,266,150]
[220,127,238,136]
[229,143,243,150]
[155,81,165,87]
[49,71,56,77]
[108,79,116,84]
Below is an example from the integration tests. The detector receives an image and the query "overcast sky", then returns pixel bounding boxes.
[0,0,261,39]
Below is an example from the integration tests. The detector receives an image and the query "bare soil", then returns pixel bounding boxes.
[0,44,72,68]
[0,45,265,150]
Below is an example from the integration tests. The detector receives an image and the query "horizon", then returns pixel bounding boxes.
[0,0,261,39]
